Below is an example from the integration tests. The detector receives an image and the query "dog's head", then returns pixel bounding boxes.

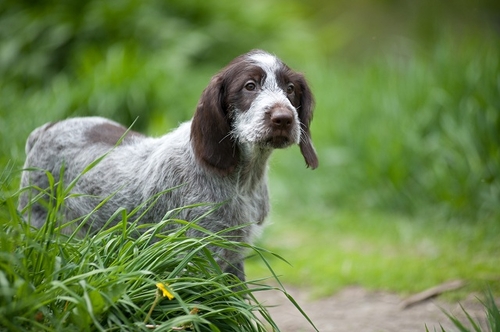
[191,50,318,174]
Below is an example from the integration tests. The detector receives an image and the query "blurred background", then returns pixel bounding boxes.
[1,0,499,296]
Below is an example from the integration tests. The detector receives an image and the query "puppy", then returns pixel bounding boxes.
[18,50,318,281]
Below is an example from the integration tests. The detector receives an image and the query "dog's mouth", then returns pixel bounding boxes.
[264,135,293,149]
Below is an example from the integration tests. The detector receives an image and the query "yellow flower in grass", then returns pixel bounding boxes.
[144,283,176,324]
[156,282,175,300]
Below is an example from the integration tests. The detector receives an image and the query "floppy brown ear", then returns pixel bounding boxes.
[191,74,239,174]
[297,76,319,169]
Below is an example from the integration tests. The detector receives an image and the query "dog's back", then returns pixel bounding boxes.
[19,117,153,228]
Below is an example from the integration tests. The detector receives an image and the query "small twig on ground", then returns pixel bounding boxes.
[400,279,466,309]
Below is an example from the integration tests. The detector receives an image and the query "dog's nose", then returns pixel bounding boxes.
[270,109,294,129]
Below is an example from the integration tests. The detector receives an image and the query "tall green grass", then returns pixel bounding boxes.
[0,168,316,331]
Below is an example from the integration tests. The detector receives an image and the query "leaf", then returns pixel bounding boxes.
[89,289,107,315]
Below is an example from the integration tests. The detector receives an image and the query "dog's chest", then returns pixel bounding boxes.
[228,182,270,227]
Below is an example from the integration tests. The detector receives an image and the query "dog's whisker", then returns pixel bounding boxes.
[218,132,233,144]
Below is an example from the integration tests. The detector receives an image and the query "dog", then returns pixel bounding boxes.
[18,50,318,281]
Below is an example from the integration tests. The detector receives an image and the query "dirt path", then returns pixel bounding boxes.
[256,286,488,332]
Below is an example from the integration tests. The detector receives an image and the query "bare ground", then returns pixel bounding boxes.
[256,286,489,332]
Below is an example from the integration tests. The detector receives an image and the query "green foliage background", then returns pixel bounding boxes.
[1,0,499,297]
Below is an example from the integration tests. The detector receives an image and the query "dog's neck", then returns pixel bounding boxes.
[232,144,272,193]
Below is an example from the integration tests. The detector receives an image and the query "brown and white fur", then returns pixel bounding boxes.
[18,50,318,281]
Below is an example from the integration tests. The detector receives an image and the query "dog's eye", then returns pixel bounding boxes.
[245,82,256,91]
[287,83,295,95]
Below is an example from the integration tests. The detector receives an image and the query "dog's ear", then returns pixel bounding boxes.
[191,74,239,175]
[296,75,319,169]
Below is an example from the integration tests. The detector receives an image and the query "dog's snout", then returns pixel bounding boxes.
[270,108,294,129]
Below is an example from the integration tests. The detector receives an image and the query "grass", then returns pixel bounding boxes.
[277,33,500,222]
[0,168,318,331]
[426,288,500,332]
[247,207,500,298]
